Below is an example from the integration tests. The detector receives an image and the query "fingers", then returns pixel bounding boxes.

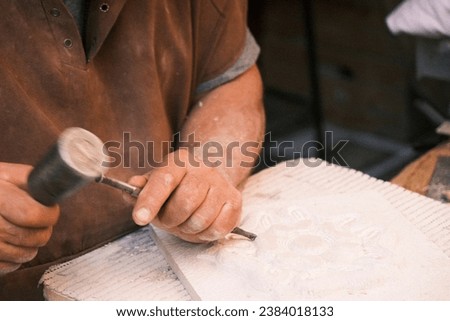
[176,193,216,234]
[0,162,32,191]
[0,240,39,274]
[0,241,38,264]
[0,180,59,228]
[157,173,210,228]
[132,158,187,226]
[0,261,22,275]
[122,175,148,204]
[0,215,47,275]
[132,149,243,242]
[164,199,242,244]
[0,162,59,228]
[0,215,53,248]
[195,200,241,241]
[0,162,60,273]
[182,183,242,242]
[128,175,148,189]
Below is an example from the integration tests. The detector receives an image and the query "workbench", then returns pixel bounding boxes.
[391,141,450,196]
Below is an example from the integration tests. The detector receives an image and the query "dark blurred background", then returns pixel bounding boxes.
[247,0,450,180]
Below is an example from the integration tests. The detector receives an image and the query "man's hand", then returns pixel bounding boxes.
[129,65,264,243]
[130,149,242,243]
[0,163,60,274]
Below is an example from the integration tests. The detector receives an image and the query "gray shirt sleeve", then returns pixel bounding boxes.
[195,29,261,94]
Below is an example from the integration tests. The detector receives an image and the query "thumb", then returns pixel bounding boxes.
[0,162,32,190]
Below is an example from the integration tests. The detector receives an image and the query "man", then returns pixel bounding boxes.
[0,0,264,299]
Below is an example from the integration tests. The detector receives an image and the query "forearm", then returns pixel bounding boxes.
[180,65,265,187]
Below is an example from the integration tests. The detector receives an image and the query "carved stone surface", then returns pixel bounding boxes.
[151,161,450,300]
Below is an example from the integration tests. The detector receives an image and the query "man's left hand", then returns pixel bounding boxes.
[129,149,242,243]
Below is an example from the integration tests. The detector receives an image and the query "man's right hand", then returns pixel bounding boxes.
[0,163,59,275]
